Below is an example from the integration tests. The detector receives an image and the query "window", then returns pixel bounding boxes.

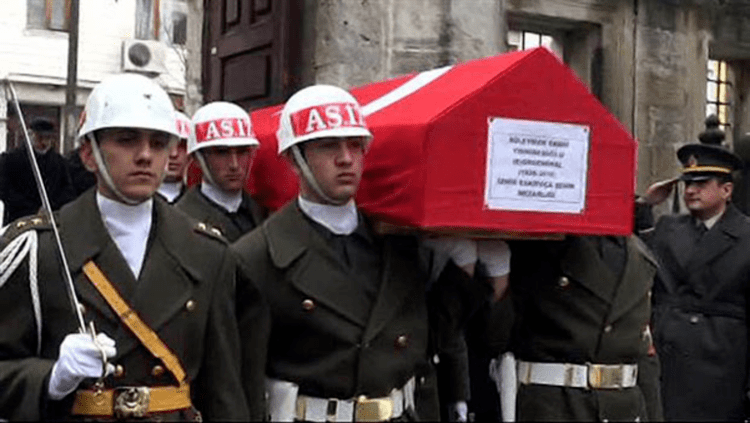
[507,30,559,55]
[27,0,72,32]
[136,0,188,45]
[706,59,733,133]
[505,19,602,100]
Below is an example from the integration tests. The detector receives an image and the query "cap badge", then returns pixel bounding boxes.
[687,155,698,168]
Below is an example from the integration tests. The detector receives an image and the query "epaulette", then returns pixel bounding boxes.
[1,214,52,242]
[193,221,227,243]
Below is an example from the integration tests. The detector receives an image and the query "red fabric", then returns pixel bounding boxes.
[244,48,636,235]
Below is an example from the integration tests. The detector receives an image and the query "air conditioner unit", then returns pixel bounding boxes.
[121,39,167,75]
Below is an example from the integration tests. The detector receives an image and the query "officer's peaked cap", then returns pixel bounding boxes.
[677,143,743,182]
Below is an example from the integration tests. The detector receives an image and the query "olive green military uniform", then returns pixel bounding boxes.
[506,236,662,421]
[176,187,265,242]
[231,201,488,421]
[0,189,254,421]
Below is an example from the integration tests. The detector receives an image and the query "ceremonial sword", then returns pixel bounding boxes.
[4,80,107,380]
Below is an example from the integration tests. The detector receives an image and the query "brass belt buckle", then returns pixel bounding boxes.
[113,387,150,418]
[354,395,393,422]
[588,364,624,389]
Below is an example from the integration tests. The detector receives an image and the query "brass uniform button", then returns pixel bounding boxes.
[558,276,570,288]
[197,222,207,231]
[114,364,125,378]
[211,227,222,237]
[396,335,409,349]
[151,365,165,377]
[604,324,613,333]
[302,299,315,311]
[689,315,700,324]
[15,221,26,229]
[31,217,42,225]
[185,300,196,312]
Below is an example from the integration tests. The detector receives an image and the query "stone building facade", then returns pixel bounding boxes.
[197,0,750,207]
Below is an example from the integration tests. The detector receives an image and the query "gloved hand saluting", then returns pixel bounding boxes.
[48,332,117,400]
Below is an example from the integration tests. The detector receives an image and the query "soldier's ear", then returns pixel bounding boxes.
[79,139,98,173]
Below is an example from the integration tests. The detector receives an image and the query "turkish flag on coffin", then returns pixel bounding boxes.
[239,47,636,236]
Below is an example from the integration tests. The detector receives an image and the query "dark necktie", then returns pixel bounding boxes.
[696,222,708,240]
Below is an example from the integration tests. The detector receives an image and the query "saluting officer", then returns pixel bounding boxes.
[231,85,508,422]
[643,137,750,421]
[0,74,252,421]
[156,110,191,204]
[175,102,265,242]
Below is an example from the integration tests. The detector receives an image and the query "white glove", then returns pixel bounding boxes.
[422,236,477,268]
[477,239,511,277]
[48,332,117,400]
[447,400,468,422]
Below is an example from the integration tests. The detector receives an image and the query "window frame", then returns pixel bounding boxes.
[27,0,72,32]
[706,59,733,133]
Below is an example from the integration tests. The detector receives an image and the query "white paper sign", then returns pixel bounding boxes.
[485,117,590,213]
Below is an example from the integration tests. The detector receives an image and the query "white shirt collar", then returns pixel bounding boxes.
[96,192,153,278]
[157,181,183,203]
[298,196,358,235]
[701,211,724,230]
[201,181,242,213]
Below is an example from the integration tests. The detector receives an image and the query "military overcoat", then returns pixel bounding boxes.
[649,204,750,421]
[231,201,488,421]
[176,187,265,243]
[507,236,662,421]
[0,190,251,421]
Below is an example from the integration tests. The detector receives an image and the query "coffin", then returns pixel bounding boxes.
[243,47,637,236]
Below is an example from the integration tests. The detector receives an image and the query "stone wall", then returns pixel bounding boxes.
[308,0,503,87]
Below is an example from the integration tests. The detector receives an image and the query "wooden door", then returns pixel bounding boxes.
[203,0,301,109]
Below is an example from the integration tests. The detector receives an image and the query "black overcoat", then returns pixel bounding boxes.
[649,204,750,421]
[0,146,76,223]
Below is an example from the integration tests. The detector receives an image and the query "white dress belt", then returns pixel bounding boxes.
[266,377,415,422]
[517,360,638,389]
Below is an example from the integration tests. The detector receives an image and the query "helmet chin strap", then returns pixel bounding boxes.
[291,145,348,206]
[88,134,142,206]
[194,151,218,188]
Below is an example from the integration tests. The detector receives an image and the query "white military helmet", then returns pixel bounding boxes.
[188,101,259,155]
[276,84,372,154]
[78,73,179,141]
[78,73,178,205]
[175,110,192,140]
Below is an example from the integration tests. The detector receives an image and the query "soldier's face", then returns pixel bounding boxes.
[298,137,365,204]
[164,139,189,183]
[201,146,255,193]
[683,177,733,220]
[81,128,173,203]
